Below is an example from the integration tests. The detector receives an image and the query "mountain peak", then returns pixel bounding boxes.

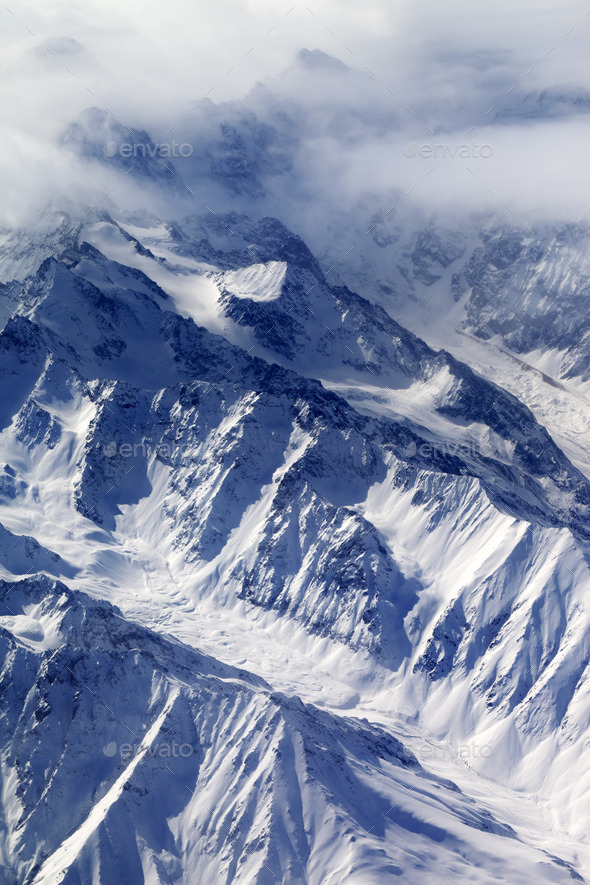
[295,48,349,72]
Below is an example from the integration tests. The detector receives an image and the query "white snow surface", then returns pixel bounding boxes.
[221,262,287,302]
[0,205,589,882]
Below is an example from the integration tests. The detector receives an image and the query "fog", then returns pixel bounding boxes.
[2,0,590,231]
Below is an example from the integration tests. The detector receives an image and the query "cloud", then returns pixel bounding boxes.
[2,0,590,232]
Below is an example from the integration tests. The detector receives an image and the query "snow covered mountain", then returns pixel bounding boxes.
[5,574,578,885]
[3,32,590,880]
[0,193,590,883]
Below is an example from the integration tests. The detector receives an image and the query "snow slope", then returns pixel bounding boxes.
[0,576,582,885]
[1,201,590,882]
